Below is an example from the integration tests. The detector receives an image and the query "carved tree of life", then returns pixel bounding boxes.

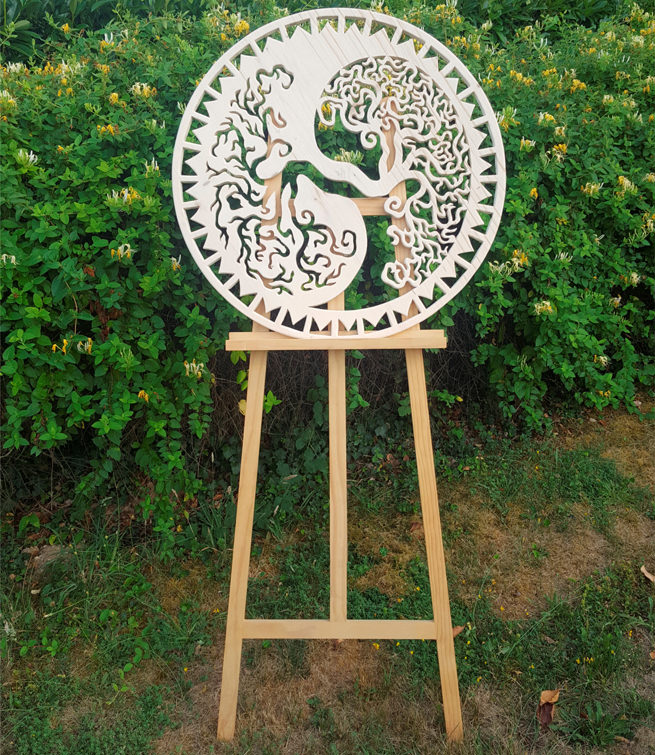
[172,9,505,338]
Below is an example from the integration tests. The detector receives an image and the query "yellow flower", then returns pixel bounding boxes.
[51,343,58,352]
[234,19,250,36]
[530,187,538,199]
[372,642,380,650]
[138,390,149,403]
[108,92,119,104]
[97,124,117,136]
[61,23,70,34]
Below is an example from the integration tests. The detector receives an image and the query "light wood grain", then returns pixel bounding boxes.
[216,348,268,741]
[226,330,447,351]
[328,294,348,623]
[406,348,463,741]
[241,619,442,640]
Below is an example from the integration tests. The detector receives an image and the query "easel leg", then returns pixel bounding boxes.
[328,349,347,622]
[406,349,463,742]
[217,350,268,741]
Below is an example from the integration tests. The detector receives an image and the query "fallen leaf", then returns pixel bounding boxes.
[537,689,560,730]
[640,565,655,585]
[409,520,424,538]
[452,625,465,638]
[649,650,655,660]
[238,399,247,416]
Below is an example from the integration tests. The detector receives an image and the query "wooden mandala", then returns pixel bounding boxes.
[172,9,505,338]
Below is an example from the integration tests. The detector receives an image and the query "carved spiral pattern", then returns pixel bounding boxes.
[319,56,471,290]
[172,9,505,338]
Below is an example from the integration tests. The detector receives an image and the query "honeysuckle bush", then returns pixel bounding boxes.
[423,2,655,425]
[1,2,654,553]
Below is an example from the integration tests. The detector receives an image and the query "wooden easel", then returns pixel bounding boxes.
[216,125,464,741]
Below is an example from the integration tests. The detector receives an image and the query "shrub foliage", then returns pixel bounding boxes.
[1,3,654,551]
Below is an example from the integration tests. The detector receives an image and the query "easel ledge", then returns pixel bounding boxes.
[226,328,447,351]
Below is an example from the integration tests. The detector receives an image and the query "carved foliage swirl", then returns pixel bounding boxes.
[172,10,506,337]
[318,56,471,290]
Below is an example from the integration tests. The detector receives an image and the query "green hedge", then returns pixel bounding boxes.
[1,4,654,552]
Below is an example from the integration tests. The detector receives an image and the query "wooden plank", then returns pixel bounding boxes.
[216,349,268,741]
[217,166,278,742]
[226,330,447,352]
[353,197,389,215]
[328,294,348,623]
[406,348,463,742]
[241,619,441,640]
[274,196,389,218]
[386,107,463,742]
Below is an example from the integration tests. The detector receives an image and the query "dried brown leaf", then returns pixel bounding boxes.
[537,689,560,730]
[452,625,465,638]
[640,565,655,585]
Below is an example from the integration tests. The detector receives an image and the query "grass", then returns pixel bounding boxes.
[1,406,654,754]
[469,441,652,531]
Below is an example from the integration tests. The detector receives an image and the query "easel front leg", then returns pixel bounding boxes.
[405,348,463,742]
[328,348,348,622]
[217,350,268,741]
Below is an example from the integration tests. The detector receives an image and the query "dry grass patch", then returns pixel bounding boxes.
[349,511,425,596]
[560,399,655,492]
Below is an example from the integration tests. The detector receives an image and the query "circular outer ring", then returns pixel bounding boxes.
[172,8,505,338]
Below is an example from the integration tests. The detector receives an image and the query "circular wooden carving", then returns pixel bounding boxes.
[173,9,505,338]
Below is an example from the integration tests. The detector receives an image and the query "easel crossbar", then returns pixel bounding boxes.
[226,329,447,351]
[241,619,450,640]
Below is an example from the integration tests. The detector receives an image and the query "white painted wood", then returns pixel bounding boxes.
[172,8,505,339]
